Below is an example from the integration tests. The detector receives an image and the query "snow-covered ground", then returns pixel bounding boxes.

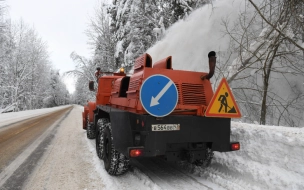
[1,105,303,190]
[192,122,304,189]
[21,105,161,190]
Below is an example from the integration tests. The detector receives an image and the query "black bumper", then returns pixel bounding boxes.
[98,106,233,159]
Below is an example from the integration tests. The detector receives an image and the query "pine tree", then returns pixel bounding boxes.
[105,0,210,71]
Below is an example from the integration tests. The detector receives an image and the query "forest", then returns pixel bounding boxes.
[1,0,303,127]
[0,1,70,112]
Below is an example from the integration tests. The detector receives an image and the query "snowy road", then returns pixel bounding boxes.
[0,107,72,172]
[0,106,73,189]
[0,105,303,190]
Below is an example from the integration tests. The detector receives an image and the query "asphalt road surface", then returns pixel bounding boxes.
[0,107,72,189]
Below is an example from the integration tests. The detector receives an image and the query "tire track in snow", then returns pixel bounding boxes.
[131,158,223,190]
[85,137,162,190]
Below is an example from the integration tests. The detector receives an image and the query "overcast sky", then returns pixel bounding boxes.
[6,0,100,93]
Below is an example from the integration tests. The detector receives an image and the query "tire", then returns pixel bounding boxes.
[102,122,130,175]
[96,118,109,159]
[194,148,214,168]
[86,115,96,139]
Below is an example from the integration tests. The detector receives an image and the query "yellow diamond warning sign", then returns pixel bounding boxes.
[205,78,241,118]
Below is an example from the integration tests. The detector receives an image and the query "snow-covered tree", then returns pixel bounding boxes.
[0,1,7,109]
[218,0,304,126]
[73,75,95,105]
[107,0,210,71]
[67,52,96,81]
[65,52,96,105]
[87,5,117,72]
[0,19,69,112]
[43,69,70,107]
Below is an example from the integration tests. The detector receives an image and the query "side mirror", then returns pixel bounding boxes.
[89,81,95,91]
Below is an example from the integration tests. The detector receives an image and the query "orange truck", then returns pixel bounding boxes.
[82,51,241,175]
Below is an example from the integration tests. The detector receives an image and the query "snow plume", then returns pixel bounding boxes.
[147,0,246,72]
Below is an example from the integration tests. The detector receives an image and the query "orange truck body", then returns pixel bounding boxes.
[82,53,240,174]
[84,53,214,124]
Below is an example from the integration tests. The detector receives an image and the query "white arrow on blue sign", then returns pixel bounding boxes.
[140,74,178,117]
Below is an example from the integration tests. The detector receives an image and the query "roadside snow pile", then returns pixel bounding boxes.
[0,105,71,128]
[208,122,304,190]
[0,103,17,114]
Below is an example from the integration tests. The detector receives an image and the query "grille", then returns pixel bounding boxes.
[180,83,206,106]
[175,83,182,104]
[134,56,145,70]
[111,82,120,93]
[128,78,141,91]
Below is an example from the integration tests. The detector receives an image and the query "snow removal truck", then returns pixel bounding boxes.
[82,51,241,176]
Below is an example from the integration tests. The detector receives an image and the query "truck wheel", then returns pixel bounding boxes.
[96,118,109,159]
[102,122,130,175]
[86,115,96,139]
[194,148,214,168]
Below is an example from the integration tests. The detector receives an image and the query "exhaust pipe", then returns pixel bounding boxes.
[201,51,216,80]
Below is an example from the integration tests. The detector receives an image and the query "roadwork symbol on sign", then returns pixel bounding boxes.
[140,74,178,117]
[205,78,241,118]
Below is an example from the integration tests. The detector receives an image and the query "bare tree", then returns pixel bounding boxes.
[219,0,304,126]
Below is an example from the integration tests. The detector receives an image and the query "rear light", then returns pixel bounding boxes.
[231,142,240,151]
[129,149,143,157]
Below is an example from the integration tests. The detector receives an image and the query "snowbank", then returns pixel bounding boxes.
[210,122,304,189]
[0,105,72,128]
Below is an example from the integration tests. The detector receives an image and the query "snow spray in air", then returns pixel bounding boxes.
[147,0,247,72]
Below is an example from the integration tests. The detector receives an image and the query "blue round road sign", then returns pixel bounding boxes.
[140,74,178,117]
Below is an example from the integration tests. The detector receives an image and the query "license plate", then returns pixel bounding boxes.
[151,124,180,131]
